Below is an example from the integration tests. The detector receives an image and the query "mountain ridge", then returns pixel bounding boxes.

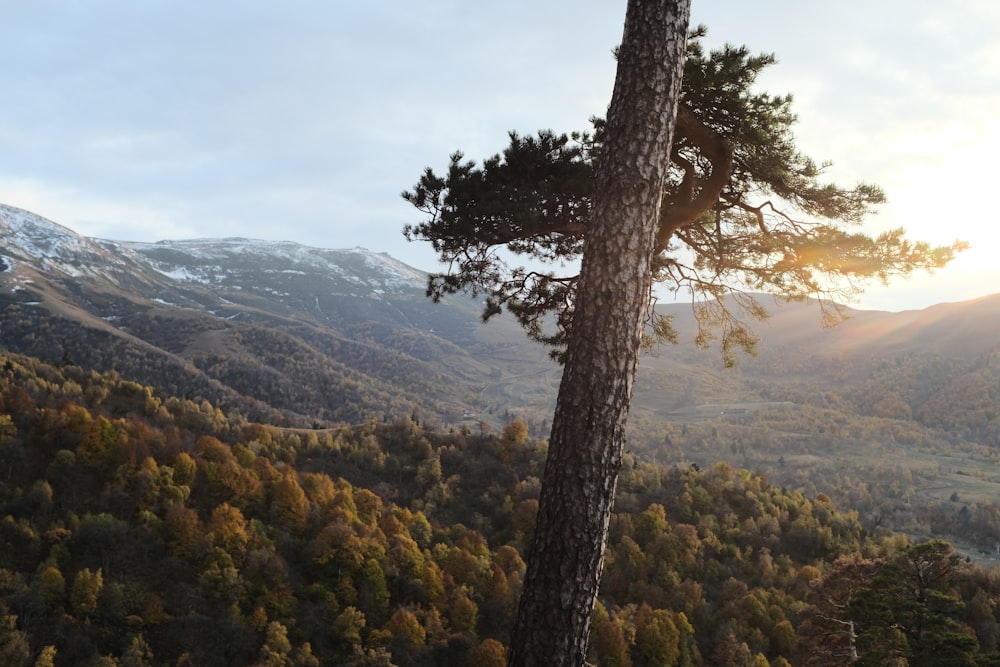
[0,203,501,424]
[1,202,997,437]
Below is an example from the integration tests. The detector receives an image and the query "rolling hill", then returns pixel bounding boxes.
[1,202,997,444]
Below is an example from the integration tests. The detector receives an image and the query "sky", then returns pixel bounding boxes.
[1,1,997,312]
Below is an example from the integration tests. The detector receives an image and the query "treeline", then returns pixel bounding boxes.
[0,303,463,428]
[2,352,1000,665]
[632,398,1000,555]
[750,349,1000,446]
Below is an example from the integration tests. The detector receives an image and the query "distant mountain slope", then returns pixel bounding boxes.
[1,202,997,439]
[650,292,1000,361]
[633,293,1000,443]
[826,293,1000,359]
[0,203,536,425]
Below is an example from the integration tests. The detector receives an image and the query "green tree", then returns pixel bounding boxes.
[796,554,884,665]
[332,606,367,655]
[403,3,959,667]
[405,26,964,361]
[498,2,691,664]
[674,612,700,667]
[0,614,30,667]
[635,604,681,666]
[450,592,479,636]
[357,557,390,620]
[36,565,66,609]
[0,414,21,484]
[0,413,15,441]
[852,541,978,666]
[120,634,154,667]
[76,415,124,469]
[70,567,103,620]
[173,451,197,486]
[259,621,293,667]
[420,560,447,607]
[588,603,632,667]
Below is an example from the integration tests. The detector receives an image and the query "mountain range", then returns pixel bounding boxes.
[0,203,553,427]
[1,202,998,442]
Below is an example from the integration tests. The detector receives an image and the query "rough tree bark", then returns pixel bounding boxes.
[506,1,691,665]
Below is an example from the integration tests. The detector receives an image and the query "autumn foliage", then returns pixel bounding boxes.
[1,352,1000,665]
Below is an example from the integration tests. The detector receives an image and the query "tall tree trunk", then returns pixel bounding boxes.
[507,1,691,666]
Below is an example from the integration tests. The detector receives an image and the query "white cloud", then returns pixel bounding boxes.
[0,178,196,241]
[0,0,995,311]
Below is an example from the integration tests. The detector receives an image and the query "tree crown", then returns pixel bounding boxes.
[403,28,964,365]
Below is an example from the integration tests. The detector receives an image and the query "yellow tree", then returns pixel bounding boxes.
[70,567,103,621]
[270,473,310,533]
[467,638,508,667]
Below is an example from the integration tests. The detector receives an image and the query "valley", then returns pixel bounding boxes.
[2,202,1000,664]
[2,203,1000,549]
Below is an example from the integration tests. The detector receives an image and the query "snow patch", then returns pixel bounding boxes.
[1,202,429,299]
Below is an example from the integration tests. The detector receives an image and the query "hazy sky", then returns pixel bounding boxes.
[2,1,997,311]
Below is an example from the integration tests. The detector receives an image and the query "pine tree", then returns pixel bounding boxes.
[505,1,691,664]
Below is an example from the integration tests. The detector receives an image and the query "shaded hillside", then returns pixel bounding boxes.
[4,351,1000,666]
[0,204,547,427]
[628,294,1000,444]
[648,291,1000,362]
[1,203,997,444]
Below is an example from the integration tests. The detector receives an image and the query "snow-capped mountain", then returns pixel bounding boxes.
[0,203,157,287]
[0,202,465,334]
[119,237,431,327]
[4,203,996,437]
[0,203,427,308]
[0,203,535,426]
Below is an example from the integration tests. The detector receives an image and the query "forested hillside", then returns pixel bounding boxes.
[0,203,557,429]
[4,205,1000,664]
[3,352,1000,666]
[3,204,998,444]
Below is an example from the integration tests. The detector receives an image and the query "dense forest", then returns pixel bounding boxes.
[2,351,1000,666]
